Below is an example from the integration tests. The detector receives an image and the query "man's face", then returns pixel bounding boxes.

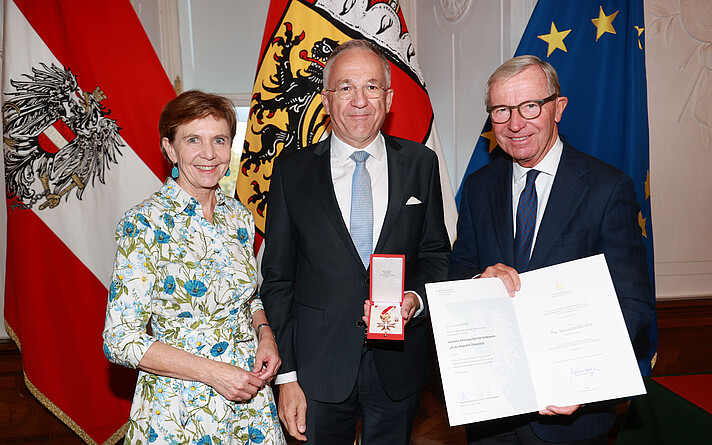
[488,66,568,168]
[321,48,393,148]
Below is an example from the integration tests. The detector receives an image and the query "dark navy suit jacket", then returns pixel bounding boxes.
[450,141,655,442]
[262,133,450,404]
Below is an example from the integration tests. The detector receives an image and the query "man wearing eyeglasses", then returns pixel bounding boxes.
[449,55,654,444]
[261,39,450,444]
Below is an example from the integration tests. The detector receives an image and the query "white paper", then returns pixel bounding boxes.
[426,254,646,426]
[371,256,404,303]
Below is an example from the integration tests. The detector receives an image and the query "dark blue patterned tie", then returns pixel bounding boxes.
[514,169,540,273]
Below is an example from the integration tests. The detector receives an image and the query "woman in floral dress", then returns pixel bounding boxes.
[103,90,285,445]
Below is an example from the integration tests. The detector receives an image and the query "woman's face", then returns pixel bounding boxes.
[162,115,232,198]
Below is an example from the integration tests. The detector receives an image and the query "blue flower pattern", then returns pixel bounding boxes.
[123,220,138,238]
[163,276,176,295]
[210,341,229,357]
[236,228,248,245]
[103,179,284,444]
[162,213,174,230]
[184,279,208,298]
[154,229,170,244]
[109,281,119,302]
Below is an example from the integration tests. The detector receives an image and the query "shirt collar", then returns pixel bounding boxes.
[160,177,226,213]
[512,136,563,183]
[331,132,386,165]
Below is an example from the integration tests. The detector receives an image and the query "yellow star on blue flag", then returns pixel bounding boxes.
[591,6,618,41]
[538,22,571,56]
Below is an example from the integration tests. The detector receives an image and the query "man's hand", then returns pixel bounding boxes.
[362,292,420,327]
[400,292,419,325]
[363,300,371,327]
[278,381,307,441]
[481,263,521,297]
[539,404,582,416]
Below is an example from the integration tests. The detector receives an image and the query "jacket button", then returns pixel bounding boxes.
[356,320,365,328]
[364,276,370,285]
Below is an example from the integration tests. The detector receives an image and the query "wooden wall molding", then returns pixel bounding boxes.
[653,296,712,376]
[657,296,712,328]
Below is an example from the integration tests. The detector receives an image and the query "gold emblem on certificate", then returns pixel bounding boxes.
[368,255,405,340]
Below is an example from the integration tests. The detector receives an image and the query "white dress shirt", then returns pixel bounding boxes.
[331,133,389,245]
[511,137,564,257]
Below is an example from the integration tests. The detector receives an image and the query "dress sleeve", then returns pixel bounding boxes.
[102,211,158,369]
[249,295,264,316]
[235,200,264,316]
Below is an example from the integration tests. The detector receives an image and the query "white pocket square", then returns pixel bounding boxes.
[405,196,422,205]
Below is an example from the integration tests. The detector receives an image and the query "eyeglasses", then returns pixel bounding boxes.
[323,83,389,100]
[486,94,559,124]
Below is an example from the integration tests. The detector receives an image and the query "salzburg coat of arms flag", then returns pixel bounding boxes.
[237,0,457,247]
[2,0,175,443]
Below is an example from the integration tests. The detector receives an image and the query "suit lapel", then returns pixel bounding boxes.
[491,160,516,266]
[311,138,364,266]
[374,134,405,254]
[529,144,589,269]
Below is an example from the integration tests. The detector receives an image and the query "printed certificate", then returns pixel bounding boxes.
[426,254,646,426]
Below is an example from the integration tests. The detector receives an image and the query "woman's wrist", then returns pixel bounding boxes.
[255,323,274,340]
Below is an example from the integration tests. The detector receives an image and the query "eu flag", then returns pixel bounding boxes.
[458,0,656,375]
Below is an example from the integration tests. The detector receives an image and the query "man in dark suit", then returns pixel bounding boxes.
[261,39,450,444]
[449,55,655,445]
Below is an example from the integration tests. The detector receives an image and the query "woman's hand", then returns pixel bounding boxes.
[253,326,281,381]
[208,361,266,401]
[138,341,266,402]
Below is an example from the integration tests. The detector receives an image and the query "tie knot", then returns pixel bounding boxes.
[350,150,371,164]
[525,169,540,186]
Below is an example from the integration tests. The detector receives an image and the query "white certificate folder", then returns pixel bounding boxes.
[426,254,646,426]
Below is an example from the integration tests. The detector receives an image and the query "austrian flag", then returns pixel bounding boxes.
[2,1,175,443]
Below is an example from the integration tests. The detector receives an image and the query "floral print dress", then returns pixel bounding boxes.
[103,179,285,445]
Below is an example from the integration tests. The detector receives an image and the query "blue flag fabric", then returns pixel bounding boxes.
[458,0,656,375]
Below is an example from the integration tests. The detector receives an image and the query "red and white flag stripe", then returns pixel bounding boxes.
[3,1,175,443]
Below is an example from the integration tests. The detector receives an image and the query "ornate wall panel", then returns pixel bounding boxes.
[645,0,712,299]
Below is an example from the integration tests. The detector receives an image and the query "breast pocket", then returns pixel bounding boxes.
[400,202,425,224]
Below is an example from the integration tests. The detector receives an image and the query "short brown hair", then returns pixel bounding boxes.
[485,55,561,107]
[322,39,391,89]
[158,90,237,161]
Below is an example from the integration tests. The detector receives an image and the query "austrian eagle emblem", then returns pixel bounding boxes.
[3,63,124,210]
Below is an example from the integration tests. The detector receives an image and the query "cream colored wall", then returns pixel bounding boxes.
[132,0,268,99]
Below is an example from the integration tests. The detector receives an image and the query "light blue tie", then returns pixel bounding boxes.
[350,150,373,268]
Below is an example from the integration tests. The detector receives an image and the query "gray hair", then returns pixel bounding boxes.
[485,55,561,106]
[323,39,391,89]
